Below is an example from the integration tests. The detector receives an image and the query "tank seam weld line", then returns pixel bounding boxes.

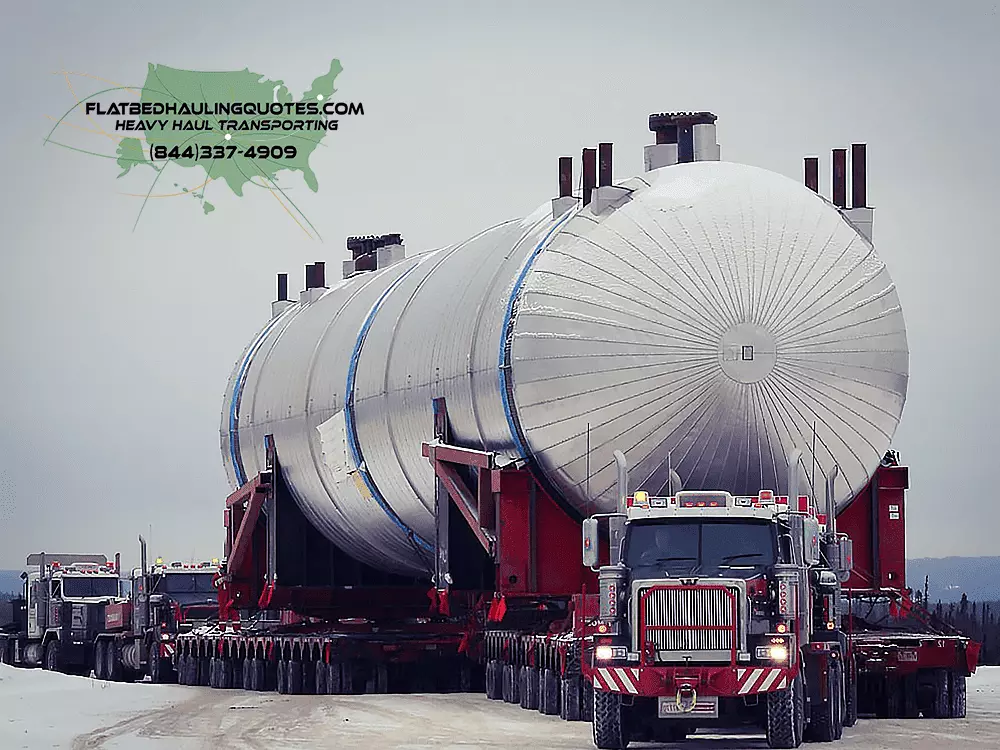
[499,207,578,459]
[229,308,296,487]
[345,261,435,554]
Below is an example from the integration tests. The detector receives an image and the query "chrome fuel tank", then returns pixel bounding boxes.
[222,160,908,577]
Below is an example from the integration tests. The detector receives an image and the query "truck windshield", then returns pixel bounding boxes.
[157,573,216,595]
[62,576,119,598]
[624,520,776,579]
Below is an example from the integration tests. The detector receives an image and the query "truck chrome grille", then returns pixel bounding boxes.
[635,582,744,661]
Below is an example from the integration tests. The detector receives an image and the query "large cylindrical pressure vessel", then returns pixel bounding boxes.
[222,160,908,577]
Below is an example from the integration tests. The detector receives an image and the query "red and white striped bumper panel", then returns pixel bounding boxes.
[161,643,176,657]
[736,667,787,694]
[592,667,641,694]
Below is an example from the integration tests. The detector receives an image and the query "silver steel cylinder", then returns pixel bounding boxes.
[222,160,908,577]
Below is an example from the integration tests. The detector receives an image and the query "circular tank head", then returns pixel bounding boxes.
[509,160,908,514]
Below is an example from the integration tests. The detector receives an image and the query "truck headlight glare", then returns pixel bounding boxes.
[768,644,788,662]
[595,645,627,661]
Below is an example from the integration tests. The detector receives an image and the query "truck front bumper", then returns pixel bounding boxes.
[588,664,796,698]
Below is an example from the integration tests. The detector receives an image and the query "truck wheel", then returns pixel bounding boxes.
[94,641,107,680]
[561,674,582,721]
[582,679,595,722]
[540,668,561,716]
[593,688,628,749]
[832,660,844,740]
[843,661,858,727]
[44,640,60,672]
[342,661,356,694]
[315,660,328,694]
[485,660,500,700]
[175,654,187,684]
[766,672,803,748]
[105,642,122,682]
[521,666,539,710]
[148,644,163,684]
[198,656,211,687]
[327,661,343,694]
[186,654,199,686]
[230,656,243,689]
[902,674,919,718]
[241,658,253,690]
[288,659,304,694]
[276,659,289,694]
[807,664,838,742]
[222,657,235,689]
[950,673,966,718]
[928,669,952,718]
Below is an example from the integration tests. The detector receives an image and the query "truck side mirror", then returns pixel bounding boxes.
[582,518,599,569]
[837,537,854,583]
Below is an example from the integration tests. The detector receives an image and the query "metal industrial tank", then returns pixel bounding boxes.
[222,113,908,577]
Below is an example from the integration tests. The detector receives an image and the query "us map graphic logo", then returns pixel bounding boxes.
[44,60,364,239]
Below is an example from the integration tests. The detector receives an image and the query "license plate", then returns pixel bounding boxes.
[658,694,719,719]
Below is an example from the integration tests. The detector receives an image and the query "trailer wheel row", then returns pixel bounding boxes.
[173,637,478,696]
[482,631,592,726]
[857,668,967,720]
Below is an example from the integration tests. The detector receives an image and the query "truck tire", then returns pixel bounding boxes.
[521,666,539,710]
[241,658,253,690]
[251,658,266,691]
[766,672,803,748]
[540,668,561,716]
[44,640,60,673]
[928,669,951,718]
[94,640,107,681]
[148,644,168,684]
[185,654,198,686]
[276,659,289,694]
[950,673,966,718]
[561,673,582,721]
[582,679,595,722]
[832,660,844,740]
[105,642,122,682]
[501,662,512,702]
[807,663,838,742]
[843,661,858,727]
[287,659,303,694]
[883,676,901,718]
[315,660,328,694]
[367,663,389,694]
[198,656,211,687]
[231,656,243,689]
[902,674,919,718]
[593,688,628,749]
[176,653,187,684]
[341,661,355,694]
[327,661,343,694]
[485,659,501,700]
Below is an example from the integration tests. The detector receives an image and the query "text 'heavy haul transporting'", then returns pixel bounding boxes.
[0,110,977,750]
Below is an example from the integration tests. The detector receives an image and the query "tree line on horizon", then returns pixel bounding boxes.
[912,587,1000,665]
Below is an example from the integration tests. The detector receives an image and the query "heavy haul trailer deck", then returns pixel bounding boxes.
[176,422,977,748]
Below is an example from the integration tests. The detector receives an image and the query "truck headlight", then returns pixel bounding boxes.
[756,637,789,662]
[595,646,627,661]
[768,645,788,662]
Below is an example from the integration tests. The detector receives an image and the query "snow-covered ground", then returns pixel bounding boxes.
[1,663,998,749]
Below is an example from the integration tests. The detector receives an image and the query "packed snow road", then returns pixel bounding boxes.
[1,664,998,749]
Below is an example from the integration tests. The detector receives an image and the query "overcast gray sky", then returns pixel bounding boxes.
[1,0,998,571]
